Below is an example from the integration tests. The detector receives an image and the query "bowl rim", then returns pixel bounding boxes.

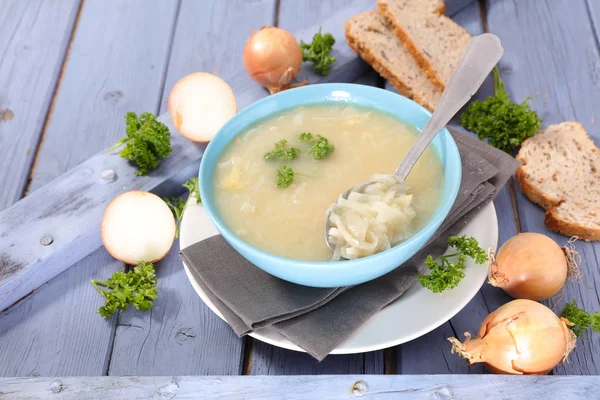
[198,83,461,279]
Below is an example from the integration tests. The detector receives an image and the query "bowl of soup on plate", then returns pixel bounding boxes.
[199,84,461,287]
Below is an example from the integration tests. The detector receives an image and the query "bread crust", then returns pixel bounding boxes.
[345,14,436,111]
[545,208,600,241]
[377,0,446,91]
[515,122,600,241]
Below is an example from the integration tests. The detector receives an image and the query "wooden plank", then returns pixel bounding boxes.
[486,0,600,375]
[0,0,80,211]
[0,0,373,312]
[382,2,509,373]
[1,375,599,399]
[107,0,276,376]
[246,0,383,375]
[0,0,180,377]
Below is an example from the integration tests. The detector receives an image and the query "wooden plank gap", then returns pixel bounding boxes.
[154,0,183,114]
[103,310,123,376]
[509,177,523,233]
[383,348,397,374]
[274,0,281,27]
[478,0,489,32]
[21,0,85,198]
[241,336,254,375]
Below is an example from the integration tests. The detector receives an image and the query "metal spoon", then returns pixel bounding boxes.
[325,33,504,253]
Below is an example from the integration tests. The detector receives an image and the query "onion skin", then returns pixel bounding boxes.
[243,26,302,93]
[489,232,568,301]
[449,299,576,374]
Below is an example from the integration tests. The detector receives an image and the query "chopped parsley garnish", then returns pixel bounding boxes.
[309,135,334,160]
[299,132,314,143]
[264,139,299,161]
[275,165,294,188]
[418,235,487,293]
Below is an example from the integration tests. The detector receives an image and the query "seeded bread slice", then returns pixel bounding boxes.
[515,122,600,241]
[377,0,471,91]
[345,11,442,112]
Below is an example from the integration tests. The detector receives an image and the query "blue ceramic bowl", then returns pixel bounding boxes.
[199,83,461,287]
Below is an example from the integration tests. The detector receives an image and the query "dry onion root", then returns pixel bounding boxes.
[448,299,576,374]
[488,232,581,301]
[168,72,237,142]
[101,191,176,265]
[243,26,306,94]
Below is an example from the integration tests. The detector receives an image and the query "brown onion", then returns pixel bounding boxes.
[488,233,580,301]
[243,26,302,93]
[449,299,576,374]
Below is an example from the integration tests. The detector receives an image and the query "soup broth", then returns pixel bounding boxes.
[213,105,445,261]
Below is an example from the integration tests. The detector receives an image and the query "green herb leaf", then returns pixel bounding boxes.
[460,67,541,153]
[163,197,186,238]
[183,177,201,204]
[308,135,334,160]
[299,132,314,143]
[91,261,158,318]
[275,165,294,188]
[300,28,336,76]
[418,235,487,293]
[264,139,299,161]
[110,112,172,175]
[560,299,600,337]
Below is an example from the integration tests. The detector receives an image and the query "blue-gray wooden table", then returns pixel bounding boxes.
[0,0,599,397]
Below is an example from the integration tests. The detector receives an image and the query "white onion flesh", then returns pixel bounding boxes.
[168,72,237,142]
[101,191,176,265]
[327,174,416,260]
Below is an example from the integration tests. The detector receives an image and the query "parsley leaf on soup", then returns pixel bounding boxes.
[309,135,334,160]
[264,139,299,161]
[275,165,294,188]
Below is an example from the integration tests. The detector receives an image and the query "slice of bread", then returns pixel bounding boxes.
[377,0,471,91]
[515,122,600,241]
[345,11,442,112]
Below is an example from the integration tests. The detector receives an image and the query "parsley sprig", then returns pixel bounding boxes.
[275,165,294,188]
[461,67,541,153]
[91,261,158,318]
[560,299,600,337]
[264,139,299,161]
[109,112,172,175]
[300,28,336,76]
[163,177,202,237]
[418,235,487,293]
[298,133,334,160]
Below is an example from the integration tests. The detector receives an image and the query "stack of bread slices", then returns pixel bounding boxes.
[347,2,600,240]
[346,0,472,111]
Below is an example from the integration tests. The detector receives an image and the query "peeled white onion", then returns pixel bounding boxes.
[101,191,176,265]
[168,72,237,142]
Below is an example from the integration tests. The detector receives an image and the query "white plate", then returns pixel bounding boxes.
[180,199,497,354]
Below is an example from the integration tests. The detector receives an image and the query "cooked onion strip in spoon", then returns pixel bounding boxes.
[327,174,416,260]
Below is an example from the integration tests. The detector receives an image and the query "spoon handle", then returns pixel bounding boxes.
[394,33,504,180]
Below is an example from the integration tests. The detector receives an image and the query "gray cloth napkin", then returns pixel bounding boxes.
[180,128,520,361]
